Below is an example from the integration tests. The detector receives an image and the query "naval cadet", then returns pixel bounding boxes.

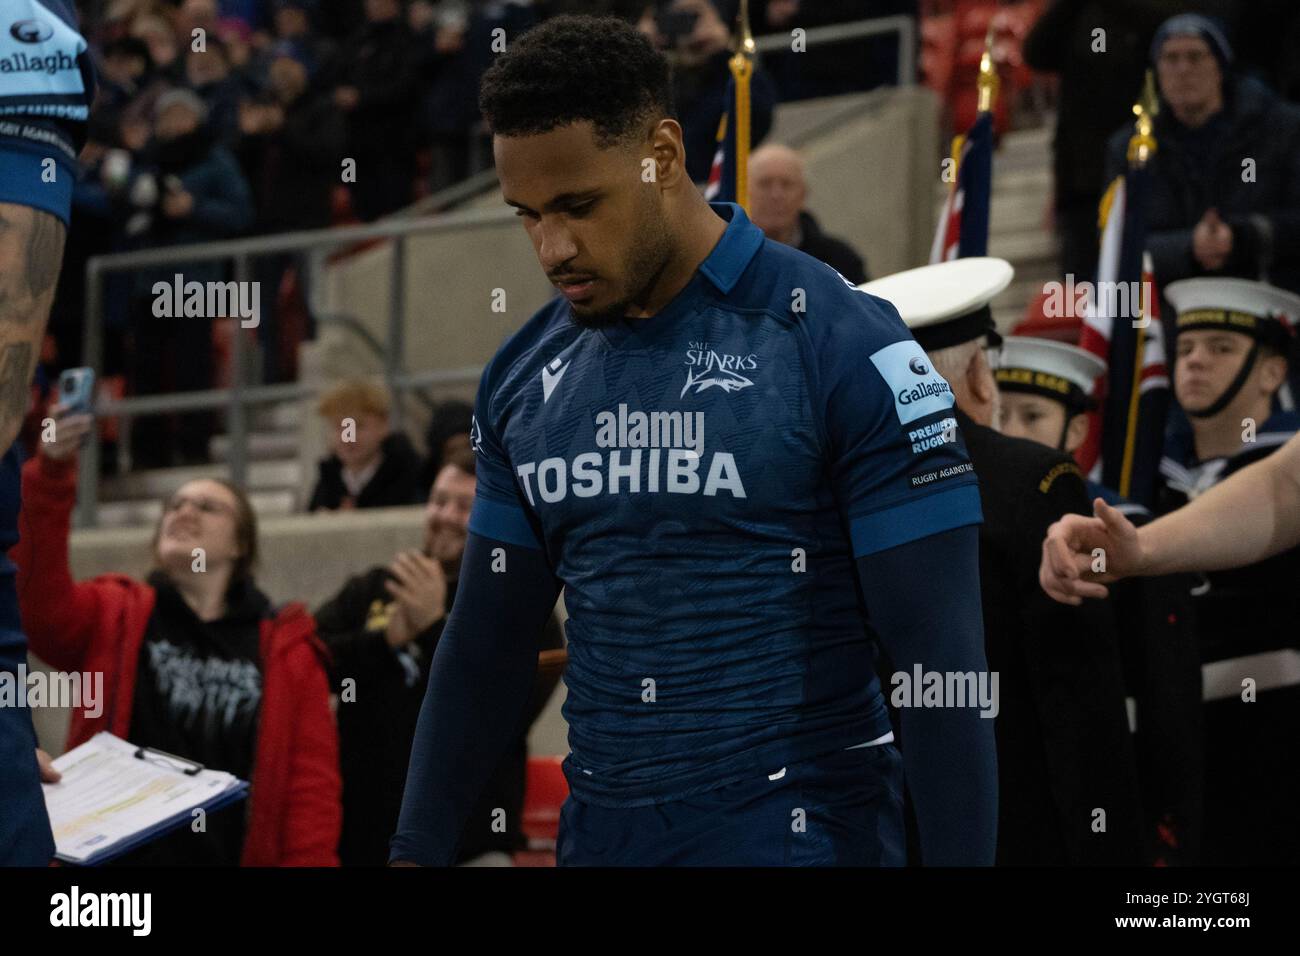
[995,335,1204,864]
[1158,276,1300,864]
[859,258,1144,865]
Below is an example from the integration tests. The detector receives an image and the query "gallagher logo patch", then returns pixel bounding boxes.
[869,339,955,425]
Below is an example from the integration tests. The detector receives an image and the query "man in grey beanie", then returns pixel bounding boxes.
[1104,12,1300,297]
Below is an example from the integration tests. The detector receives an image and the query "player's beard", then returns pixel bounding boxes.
[566,197,675,330]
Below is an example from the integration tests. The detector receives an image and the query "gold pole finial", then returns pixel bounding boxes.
[976,22,999,114]
[1127,70,1159,167]
[736,0,755,57]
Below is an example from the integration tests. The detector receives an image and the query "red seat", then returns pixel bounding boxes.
[522,755,568,846]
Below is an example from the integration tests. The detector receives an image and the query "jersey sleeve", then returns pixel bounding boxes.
[465,361,545,551]
[814,291,983,558]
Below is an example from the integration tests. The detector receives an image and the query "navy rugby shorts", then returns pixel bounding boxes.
[557,741,905,866]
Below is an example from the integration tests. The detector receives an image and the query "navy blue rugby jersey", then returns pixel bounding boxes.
[469,202,983,807]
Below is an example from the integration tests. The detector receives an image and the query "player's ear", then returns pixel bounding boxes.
[649,118,688,189]
[1064,412,1090,455]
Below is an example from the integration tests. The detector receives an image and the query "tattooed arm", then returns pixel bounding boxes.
[0,203,66,452]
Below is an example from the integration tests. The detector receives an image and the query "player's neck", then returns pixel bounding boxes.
[628,200,727,319]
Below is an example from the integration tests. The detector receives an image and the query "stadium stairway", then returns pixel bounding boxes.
[978,120,1060,332]
[95,401,305,529]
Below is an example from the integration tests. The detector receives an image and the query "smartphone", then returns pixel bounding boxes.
[57,367,95,416]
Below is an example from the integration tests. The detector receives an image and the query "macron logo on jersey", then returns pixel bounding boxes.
[869,339,955,425]
[541,357,570,403]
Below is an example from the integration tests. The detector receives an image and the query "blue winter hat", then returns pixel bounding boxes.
[1150,14,1233,70]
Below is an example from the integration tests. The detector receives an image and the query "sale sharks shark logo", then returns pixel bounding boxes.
[680,341,757,398]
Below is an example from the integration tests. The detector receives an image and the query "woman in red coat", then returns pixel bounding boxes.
[15,406,341,866]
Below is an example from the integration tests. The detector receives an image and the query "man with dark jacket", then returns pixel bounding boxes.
[237,42,345,382]
[130,89,256,468]
[748,143,868,284]
[332,0,423,219]
[637,0,776,185]
[309,379,424,511]
[1024,1,1236,281]
[316,447,565,865]
[861,258,1145,865]
[1103,15,1300,296]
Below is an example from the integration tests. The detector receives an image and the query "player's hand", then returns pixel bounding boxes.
[1039,497,1146,605]
[385,550,447,635]
[40,403,94,462]
[36,748,61,783]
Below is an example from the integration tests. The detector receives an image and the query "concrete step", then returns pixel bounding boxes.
[988,230,1059,271]
[992,164,1053,195]
[94,489,299,530]
[101,459,303,502]
[209,430,301,464]
[254,401,302,431]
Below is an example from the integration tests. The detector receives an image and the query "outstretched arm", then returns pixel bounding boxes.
[858,524,998,866]
[389,530,561,866]
[1041,432,1300,603]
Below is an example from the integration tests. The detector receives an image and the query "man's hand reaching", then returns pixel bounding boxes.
[1040,497,1148,604]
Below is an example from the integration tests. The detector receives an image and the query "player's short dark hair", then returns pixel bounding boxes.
[478,15,674,148]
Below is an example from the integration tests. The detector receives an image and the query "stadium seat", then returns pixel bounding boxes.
[522,755,567,842]
[513,755,568,867]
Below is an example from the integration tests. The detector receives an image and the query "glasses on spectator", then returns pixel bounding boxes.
[1158,49,1211,68]
[164,494,235,517]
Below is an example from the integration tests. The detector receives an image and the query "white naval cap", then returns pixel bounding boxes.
[858,257,1015,351]
[994,336,1105,411]
[1164,277,1300,350]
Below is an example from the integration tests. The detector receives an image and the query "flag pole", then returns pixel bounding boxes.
[729,0,755,212]
[1117,71,1160,496]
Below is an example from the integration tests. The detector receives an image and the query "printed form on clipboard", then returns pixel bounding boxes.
[41,732,249,865]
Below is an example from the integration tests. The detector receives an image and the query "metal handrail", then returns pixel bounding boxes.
[76,13,917,528]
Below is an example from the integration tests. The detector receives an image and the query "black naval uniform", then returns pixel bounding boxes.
[1156,410,1300,864]
[1087,490,1204,866]
[958,409,1145,865]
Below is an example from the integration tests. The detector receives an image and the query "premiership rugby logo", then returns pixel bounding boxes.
[681,341,757,397]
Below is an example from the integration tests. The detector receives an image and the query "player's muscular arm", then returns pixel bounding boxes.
[0,203,66,451]
[857,525,998,866]
[390,531,562,866]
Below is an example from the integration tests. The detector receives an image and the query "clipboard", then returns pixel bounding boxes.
[42,732,250,866]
